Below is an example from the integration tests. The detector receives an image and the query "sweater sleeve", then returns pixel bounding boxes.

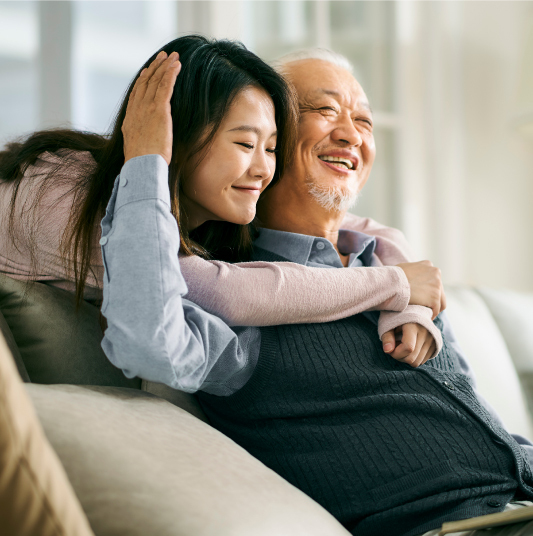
[0,150,103,300]
[180,255,410,327]
[340,213,443,357]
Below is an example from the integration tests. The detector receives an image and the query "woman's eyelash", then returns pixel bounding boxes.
[237,142,277,154]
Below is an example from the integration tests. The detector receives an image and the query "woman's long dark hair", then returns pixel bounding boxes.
[0,35,298,305]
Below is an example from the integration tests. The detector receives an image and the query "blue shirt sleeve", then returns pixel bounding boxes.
[99,155,252,393]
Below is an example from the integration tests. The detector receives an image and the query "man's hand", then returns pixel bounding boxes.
[382,324,436,368]
[122,50,181,166]
[397,261,446,320]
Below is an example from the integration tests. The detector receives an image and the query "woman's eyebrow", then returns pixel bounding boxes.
[228,125,277,137]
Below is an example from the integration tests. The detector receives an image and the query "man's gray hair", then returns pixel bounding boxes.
[272,48,354,76]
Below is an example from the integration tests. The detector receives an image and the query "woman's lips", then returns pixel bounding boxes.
[232,186,261,194]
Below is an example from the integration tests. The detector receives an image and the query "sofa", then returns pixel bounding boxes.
[2,272,533,536]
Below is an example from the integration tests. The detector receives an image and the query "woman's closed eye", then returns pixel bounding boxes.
[236,142,254,149]
[236,142,277,154]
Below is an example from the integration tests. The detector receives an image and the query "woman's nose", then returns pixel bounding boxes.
[250,150,273,180]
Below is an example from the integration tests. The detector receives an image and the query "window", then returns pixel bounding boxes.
[0,1,39,146]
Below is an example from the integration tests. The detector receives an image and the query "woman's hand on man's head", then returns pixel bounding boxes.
[122,50,181,166]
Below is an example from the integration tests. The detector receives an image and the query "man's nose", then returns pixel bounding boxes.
[332,115,362,147]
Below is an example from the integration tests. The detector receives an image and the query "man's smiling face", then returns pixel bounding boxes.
[284,59,376,212]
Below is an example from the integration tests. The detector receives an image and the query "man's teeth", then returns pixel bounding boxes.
[318,155,354,170]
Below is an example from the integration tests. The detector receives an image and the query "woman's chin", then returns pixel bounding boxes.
[222,208,256,226]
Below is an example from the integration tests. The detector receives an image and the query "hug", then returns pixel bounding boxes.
[1,35,533,536]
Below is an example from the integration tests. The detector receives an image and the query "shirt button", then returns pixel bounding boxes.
[122,178,128,187]
[99,236,108,246]
[316,242,325,250]
[487,500,502,508]
[443,381,454,390]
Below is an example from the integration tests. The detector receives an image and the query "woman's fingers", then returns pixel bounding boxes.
[144,52,179,103]
[382,330,396,354]
[417,337,434,367]
[130,51,168,106]
[400,328,425,367]
[390,324,416,360]
[154,55,181,104]
[125,51,177,121]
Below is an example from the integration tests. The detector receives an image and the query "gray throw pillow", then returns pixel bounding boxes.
[0,274,140,388]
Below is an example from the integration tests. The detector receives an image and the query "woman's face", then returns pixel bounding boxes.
[181,86,277,230]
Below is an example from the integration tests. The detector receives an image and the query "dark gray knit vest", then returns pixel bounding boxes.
[197,247,533,536]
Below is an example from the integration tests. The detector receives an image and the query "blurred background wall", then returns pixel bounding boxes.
[1,0,532,291]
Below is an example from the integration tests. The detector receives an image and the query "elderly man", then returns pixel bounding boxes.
[101,50,533,536]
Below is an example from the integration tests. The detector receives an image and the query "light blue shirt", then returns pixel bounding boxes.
[99,155,533,463]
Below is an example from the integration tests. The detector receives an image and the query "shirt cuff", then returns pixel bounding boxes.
[114,154,170,210]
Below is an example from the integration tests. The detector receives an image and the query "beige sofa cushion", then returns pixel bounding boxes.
[476,287,533,373]
[444,286,533,439]
[0,333,94,536]
[28,383,350,536]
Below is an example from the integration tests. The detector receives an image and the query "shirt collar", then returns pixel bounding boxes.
[254,229,315,266]
[254,227,376,267]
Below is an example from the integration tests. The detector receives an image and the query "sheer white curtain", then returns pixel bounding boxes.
[395,1,533,291]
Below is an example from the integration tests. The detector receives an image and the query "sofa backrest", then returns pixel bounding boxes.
[444,286,533,439]
[0,273,139,388]
[0,274,209,419]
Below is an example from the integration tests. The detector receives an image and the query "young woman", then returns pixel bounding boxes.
[0,36,441,366]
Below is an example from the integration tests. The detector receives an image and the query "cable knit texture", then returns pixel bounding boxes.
[198,314,533,536]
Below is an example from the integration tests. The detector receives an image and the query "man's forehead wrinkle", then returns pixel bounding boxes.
[314,88,341,97]
[303,87,373,115]
[360,101,373,114]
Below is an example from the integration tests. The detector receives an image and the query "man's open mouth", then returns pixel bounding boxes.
[318,155,354,170]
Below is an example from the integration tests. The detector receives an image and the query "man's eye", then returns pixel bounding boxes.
[358,119,373,128]
[319,106,337,112]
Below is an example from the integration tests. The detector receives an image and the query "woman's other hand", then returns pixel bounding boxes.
[122,51,181,166]
[382,324,436,368]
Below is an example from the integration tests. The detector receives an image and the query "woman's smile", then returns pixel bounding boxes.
[182,85,277,230]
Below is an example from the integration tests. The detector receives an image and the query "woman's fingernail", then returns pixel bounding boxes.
[157,51,166,59]
[384,343,394,353]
